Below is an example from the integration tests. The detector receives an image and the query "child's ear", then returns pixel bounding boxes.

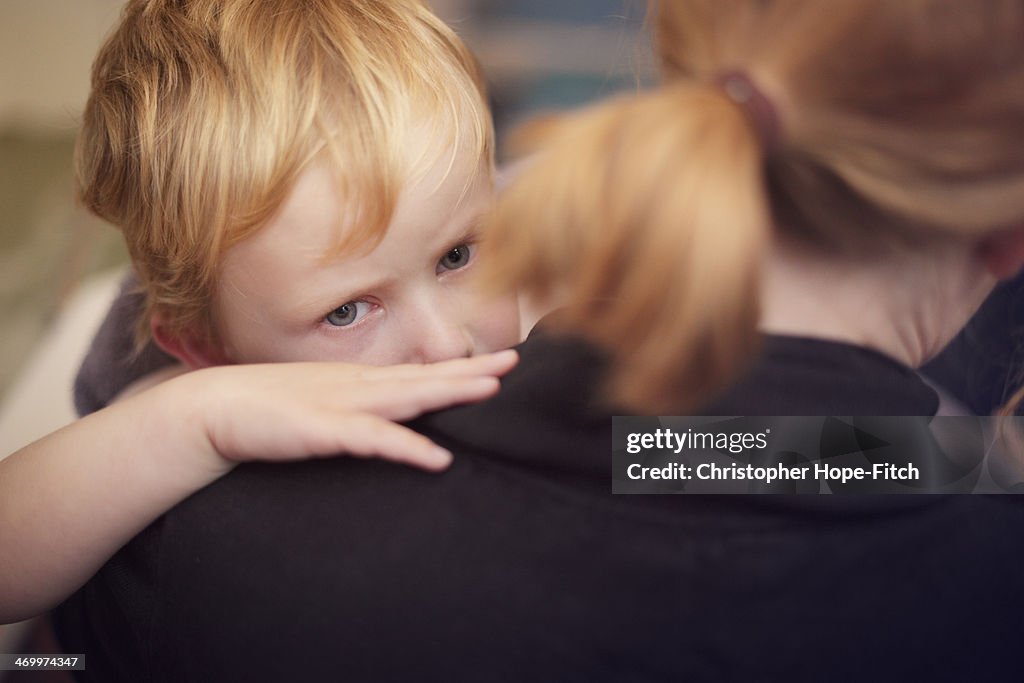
[150,313,232,369]
[979,226,1024,280]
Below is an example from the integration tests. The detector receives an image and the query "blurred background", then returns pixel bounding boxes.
[0,0,651,671]
[0,0,129,404]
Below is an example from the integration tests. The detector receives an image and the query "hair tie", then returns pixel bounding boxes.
[714,71,781,152]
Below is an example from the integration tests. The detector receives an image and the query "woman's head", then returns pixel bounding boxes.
[487,0,1024,413]
[656,0,1024,246]
[77,0,498,360]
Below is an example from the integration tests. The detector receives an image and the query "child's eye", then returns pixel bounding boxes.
[437,244,473,272]
[324,301,372,327]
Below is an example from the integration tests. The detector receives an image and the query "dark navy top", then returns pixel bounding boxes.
[56,327,1024,682]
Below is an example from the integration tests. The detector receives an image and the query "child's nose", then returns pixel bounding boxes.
[409,313,474,363]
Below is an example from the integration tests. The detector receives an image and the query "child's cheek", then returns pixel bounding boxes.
[475,294,523,352]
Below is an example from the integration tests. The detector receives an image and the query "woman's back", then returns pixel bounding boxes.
[57,326,1024,681]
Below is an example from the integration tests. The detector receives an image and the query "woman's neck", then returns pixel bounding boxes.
[758,234,997,368]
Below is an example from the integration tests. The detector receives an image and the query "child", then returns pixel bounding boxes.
[0,0,521,623]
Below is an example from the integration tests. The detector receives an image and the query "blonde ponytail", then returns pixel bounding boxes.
[487,84,772,414]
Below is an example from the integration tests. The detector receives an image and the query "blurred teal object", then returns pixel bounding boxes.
[468,0,650,153]
[479,0,638,24]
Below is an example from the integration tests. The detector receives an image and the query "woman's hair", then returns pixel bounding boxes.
[77,0,492,347]
[487,0,1024,413]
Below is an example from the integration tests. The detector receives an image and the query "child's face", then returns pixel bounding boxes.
[210,147,521,365]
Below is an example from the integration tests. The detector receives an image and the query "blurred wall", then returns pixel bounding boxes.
[0,1,129,401]
[0,0,124,130]
[0,0,649,131]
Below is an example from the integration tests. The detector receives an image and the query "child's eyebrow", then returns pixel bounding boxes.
[284,297,355,328]
[444,215,483,244]
[441,200,489,243]
[282,268,395,325]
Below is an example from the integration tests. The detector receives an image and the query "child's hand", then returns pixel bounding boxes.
[166,350,518,473]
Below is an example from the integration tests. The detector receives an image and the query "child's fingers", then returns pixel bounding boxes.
[305,413,453,471]
[352,375,502,420]
[429,349,519,378]
[199,357,514,467]
[375,349,519,381]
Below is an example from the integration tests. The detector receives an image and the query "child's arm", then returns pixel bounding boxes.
[0,350,517,624]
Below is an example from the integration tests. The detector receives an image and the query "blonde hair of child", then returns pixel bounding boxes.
[77,0,493,348]
[486,0,1024,414]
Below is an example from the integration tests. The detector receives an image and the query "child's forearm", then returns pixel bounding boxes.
[0,351,516,623]
[0,377,231,624]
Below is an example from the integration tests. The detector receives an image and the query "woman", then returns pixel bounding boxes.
[58,1,1024,681]
[487,0,1024,419]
